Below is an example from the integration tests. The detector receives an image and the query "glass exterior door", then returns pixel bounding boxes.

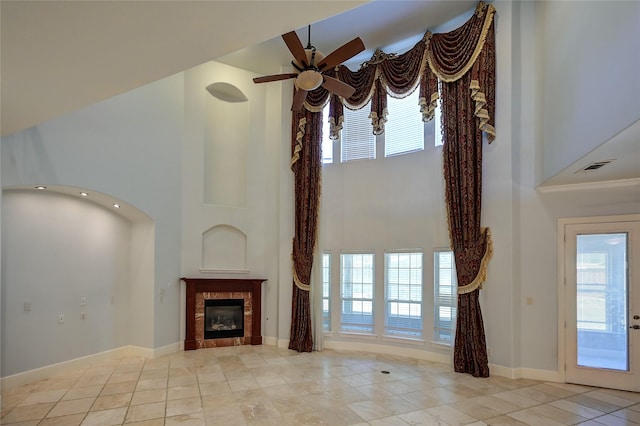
[565,219,639,392]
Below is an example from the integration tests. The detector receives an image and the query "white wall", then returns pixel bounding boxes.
[316,1,520,366]
[321,132,453,357]
[180,61,287,343]
[2,0,638,382]
[1,74,184,360]
[319,0,640,377]
[541,0,640,182]
[508,0,640,375]
[1,191,132,376]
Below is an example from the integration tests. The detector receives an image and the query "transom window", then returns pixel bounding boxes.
[322,90,439,164]
[341,103,375,162]
[385,90,424,157]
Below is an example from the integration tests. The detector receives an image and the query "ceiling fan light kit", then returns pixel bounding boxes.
[295,70,324,91]
[252,26,365,110]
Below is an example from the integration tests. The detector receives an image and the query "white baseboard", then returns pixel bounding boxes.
[0,341,564,391]
[1,347,131,391]
[317,342,562,383]
[262,336,278,346]
[488,364,563,382]
[0,343,182,391]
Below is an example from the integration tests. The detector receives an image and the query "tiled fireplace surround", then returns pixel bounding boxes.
[181,278,266,350]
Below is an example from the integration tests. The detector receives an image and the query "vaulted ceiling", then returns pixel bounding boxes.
[0,0,477,137]
[0,1,365,136]
[2,1,637,188]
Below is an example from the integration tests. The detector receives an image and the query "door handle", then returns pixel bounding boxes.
[631,324,640,330]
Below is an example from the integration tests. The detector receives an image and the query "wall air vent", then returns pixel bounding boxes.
[576,159,614,173]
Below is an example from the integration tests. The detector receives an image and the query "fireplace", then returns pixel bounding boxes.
[181,278,266,350]
[204,299,244,339]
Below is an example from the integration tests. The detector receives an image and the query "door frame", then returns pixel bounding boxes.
[557,214,640,387]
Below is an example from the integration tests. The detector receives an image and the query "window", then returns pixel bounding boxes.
[322,252,331,330]
[322,104,333,164]
[385,251,423,337]
[434,85,444,147]
[385,90,424,157]
[341,103,375,162]
[434,100,444,147]
[340,253,375,332]
[434,249,457,344]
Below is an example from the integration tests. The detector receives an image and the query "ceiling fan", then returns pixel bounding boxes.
[252,26,365,111]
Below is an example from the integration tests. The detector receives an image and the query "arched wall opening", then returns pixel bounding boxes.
[1,186,155,378]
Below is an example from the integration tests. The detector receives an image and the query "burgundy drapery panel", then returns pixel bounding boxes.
[436,9,495,377]
[288,108,323,352]
[288,3,496,366]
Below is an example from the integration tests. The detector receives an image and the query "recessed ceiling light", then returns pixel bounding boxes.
[80,192,89,197]
[113,204,120,209]
[35,186,46,190]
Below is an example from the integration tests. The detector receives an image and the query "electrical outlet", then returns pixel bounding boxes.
[24,301,32,311]
[81,297,87,306]
[58,314,65,324]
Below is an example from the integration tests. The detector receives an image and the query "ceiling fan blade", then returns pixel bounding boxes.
[317,37,365,71]
[253,73,298,84]
[322,75,356,99]
[291,88,308,111]
[282,31,308,67]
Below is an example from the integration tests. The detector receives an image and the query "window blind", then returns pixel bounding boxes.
[341,104,375,162]
[434,250,457,344]
[385,251,423,336]
[385,90,424,157]
[322,253,331,330]
[322,105,333,164]
[340,253,375,332]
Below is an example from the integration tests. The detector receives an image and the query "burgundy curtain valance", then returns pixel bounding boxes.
[299,2,495,143]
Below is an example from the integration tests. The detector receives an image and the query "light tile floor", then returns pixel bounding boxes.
[1,345,639,425]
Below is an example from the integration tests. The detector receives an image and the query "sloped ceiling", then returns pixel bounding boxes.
[2,1,637,188]
[0,0,367,136]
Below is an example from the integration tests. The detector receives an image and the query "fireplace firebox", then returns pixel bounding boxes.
[204,299,244,339]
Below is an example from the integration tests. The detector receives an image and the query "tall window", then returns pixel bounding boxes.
[385,251,423,337]
[341,103,375,162]
[322,252,331,330]
[434,86,444,147]
[385,90,424,157]
[322,104,333,164]
[434,249,457,344]
[340,253,375,332]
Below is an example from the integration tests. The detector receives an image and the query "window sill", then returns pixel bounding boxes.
[430,340,452,349]
[382,335,425,345]
[338,331,377,340]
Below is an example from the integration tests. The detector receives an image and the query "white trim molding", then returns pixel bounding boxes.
[538,177,640,193]
[0,343,182,391]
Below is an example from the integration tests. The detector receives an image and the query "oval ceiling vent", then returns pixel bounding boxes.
[205,82,248,103]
